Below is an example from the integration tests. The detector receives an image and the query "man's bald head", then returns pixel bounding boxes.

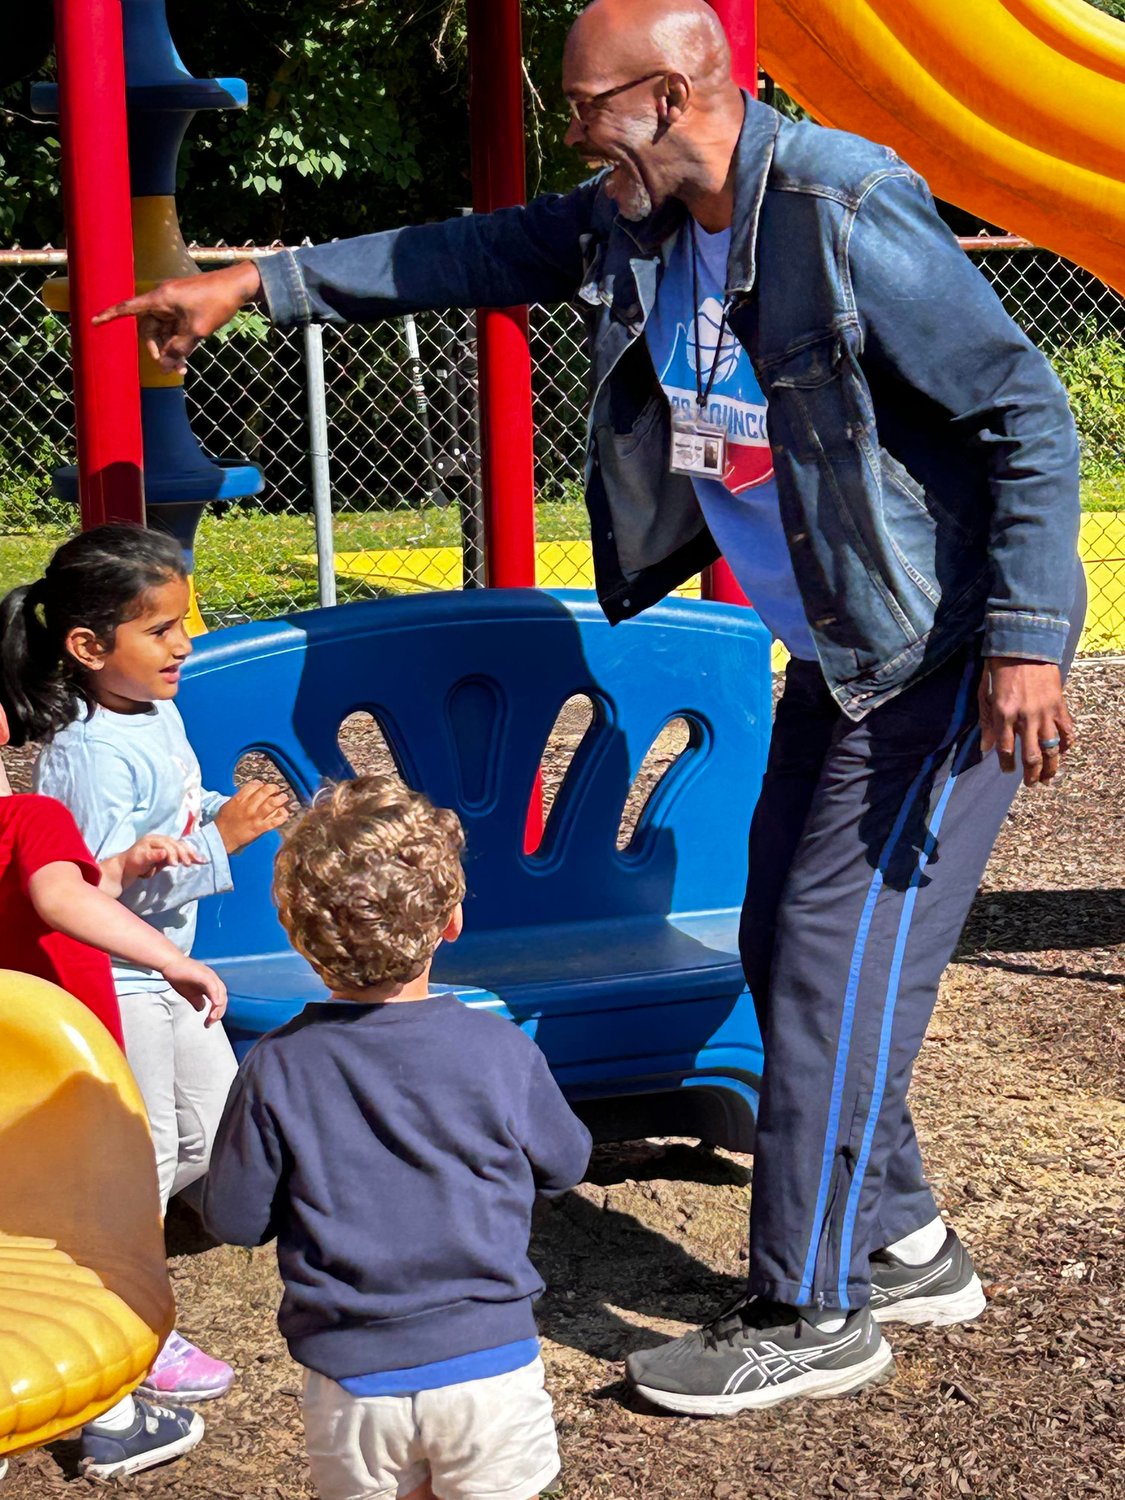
[564,0,732,99]
[562,0,745,226]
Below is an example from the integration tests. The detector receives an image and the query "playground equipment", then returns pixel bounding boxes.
[0,972,174,1458]
[183,590,773,1148]
[759,0,1125,298]
[40,0,1125,595]
[35,0,262,625]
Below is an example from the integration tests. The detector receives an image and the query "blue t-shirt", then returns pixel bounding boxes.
[645,222,817,660]
[34,699,233,990]
[339,1338,540,1397]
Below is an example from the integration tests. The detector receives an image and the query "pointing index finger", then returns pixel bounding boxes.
[92,293,165,325]
[93,299,140,326]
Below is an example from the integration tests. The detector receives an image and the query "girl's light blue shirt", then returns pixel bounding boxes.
[35,699,232,991]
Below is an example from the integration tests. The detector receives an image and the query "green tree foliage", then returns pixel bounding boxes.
[0,0,579,248]
[169,0,471,243]
[1052,331,1125,485]
[0,112,61,244]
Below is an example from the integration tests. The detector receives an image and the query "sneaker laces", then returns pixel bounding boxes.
[139,1400,179,1428]
[702,1296,797,1349]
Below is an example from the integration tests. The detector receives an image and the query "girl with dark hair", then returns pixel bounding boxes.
[0,524,289,1451]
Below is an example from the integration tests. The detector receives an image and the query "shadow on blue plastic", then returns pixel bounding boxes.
[182,590,773,1150]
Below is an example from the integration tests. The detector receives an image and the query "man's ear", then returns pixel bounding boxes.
[442,902,464,944]
[64,626,107,673]
[662,71,691,126]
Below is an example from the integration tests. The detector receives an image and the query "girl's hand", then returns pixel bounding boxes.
[100,834,205,895]
[123,834,205,882]
[161,955,229,1025]
[214,780,291,855]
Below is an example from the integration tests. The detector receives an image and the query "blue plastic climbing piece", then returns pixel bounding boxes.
[182,590,773,1148]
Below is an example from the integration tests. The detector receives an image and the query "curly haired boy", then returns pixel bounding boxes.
[203,775,591,1500]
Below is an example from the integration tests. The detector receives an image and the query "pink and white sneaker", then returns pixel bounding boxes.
[138,1330,234,1403]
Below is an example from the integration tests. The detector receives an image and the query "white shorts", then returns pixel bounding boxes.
[302,1357,560,1500]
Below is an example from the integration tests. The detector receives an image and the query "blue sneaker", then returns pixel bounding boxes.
[79,1398,204,1479]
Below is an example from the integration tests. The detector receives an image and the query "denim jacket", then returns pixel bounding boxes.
[259,96,1079,717]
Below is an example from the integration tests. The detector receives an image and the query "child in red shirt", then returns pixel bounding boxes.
[0,704,227,1045]
[1,790,127,1046]
[0,699,229,1480]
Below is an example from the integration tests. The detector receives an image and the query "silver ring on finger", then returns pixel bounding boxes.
[1039,736,1061,752]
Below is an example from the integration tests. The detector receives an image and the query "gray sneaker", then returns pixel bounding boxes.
[625,1299,893,1415]
[869,1228,987,1326]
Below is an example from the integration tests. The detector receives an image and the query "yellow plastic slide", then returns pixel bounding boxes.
[759,0,1125,295]
[0,973,174,1457]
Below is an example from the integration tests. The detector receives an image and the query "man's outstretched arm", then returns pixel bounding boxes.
[96,185,600,374]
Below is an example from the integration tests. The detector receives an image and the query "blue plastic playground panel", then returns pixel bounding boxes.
[182,589,773,1148]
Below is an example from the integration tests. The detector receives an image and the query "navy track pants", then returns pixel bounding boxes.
[740,590,1083,1311]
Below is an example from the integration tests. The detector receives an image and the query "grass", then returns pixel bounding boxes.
[191,499,595,623]
[0,481,1120,625]
[1081,472,1125,511]
[0,498,595,623]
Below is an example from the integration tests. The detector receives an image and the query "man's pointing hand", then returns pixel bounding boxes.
[93,260,264,374]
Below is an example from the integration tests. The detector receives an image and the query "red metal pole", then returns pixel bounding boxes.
[702,0,757,606]
[711,0,758,86]
[466,0,541,850]
[466,0,537,591]
[54,0,145,528]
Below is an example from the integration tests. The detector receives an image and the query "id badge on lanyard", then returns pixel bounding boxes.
[670,221,731,481]
[670,411,727,478]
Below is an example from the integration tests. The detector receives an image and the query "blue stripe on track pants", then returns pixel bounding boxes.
[739,575,1084,1311]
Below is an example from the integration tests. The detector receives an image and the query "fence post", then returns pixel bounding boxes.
[435,315,486,589]
[304,322,337,609]
[401,315,445,507]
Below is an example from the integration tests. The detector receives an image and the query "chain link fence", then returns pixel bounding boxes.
[1,240,1122,650]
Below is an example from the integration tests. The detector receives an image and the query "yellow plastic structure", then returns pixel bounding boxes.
[0,972,174,1457]
[324,520,1124,657]
[42,199,209,635]
[759,0,1125,295]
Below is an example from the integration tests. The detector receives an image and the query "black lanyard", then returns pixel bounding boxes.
[690,219,729,417]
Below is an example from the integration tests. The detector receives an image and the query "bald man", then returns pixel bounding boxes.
[102,0,1084,1419]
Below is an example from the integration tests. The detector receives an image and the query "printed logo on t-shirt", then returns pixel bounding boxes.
[172,754,203,837]
[657,293,773,496]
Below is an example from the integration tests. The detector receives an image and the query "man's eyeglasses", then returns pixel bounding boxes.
[567,72,666,125]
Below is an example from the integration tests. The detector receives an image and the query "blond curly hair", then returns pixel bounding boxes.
[273,774,466,992]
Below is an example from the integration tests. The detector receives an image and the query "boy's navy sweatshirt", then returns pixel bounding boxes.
[202,994,592,1378]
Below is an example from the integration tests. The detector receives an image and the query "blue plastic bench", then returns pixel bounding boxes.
[182,589,772,1149]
